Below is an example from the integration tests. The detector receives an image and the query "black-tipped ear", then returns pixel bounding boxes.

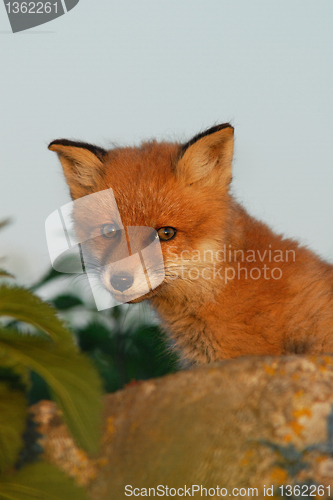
[48,139,107,161]
[176,124,234,186]
[48,139,107,199]
[180,123,234,156]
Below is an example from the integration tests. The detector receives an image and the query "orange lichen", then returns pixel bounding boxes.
[270,467,288,483]
[239,449,255,466]
[264,365,276,376]
[292,408,312,419]
[102,416,116,445]
[289,421,304,436]
[96,457,108,468]
[106,416,115,435]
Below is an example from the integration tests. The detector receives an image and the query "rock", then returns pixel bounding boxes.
[30,356,333,499]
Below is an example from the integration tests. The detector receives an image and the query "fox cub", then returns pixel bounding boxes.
[49,124,333,364]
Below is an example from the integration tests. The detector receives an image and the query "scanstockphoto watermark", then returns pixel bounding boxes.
[124,484,332,497]
[166,245,296,283]
[170,262,284,283]
[125,484,261,497]
[3,0,80,33]
[167,245,296,265]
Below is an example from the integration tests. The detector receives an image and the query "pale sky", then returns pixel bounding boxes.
[1,1,333,284]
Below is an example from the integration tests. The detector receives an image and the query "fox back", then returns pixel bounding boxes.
[49,124,333,364]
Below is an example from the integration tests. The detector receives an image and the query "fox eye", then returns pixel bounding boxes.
[157,227,176,241]
[101,224,118,238]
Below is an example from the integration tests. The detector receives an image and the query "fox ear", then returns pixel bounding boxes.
[176,124,234,187]
[48,139,107,199]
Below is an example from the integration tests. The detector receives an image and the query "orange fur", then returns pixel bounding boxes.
[49,125,333,364]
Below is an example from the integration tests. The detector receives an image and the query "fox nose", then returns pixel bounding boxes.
[110,273,134,292]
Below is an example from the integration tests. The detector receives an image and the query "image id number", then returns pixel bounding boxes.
[279,485,330,497]
[5,2,58,14]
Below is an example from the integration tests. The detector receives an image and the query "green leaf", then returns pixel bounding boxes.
[89,350,122,393]
[0,271,14,279]
[0,286,75,349]
[76,322,110,352]
[0,328,102,454]
[51,295,83,311]
[0,382,27,473]
[0,462,89,500]
[0,366,29,392]
[27,372,51,405]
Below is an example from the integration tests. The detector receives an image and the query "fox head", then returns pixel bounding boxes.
[49,124,234,305]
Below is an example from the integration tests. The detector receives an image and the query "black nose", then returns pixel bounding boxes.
[110,273,134,292]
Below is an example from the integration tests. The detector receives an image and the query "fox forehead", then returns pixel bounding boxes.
[97,142,199,228]
[102,141,179,185]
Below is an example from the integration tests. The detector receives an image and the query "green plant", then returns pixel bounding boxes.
[0,263,102,498]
